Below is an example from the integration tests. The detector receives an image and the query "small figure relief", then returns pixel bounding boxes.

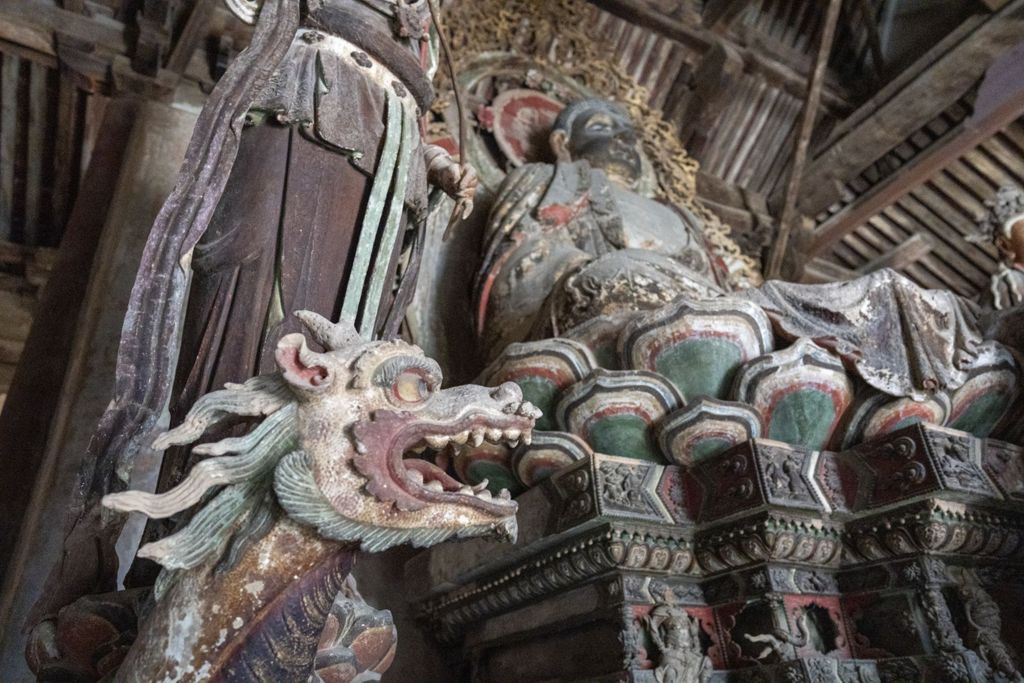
[958,570,1023,682]
[972,184,1024,311]
[644,589,713,683]
[761,448,814,503]
[600,461,647,510]
[743,610,810,661]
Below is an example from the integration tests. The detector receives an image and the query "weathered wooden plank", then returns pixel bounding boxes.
[589,0,851,110]
[165,0,213,74]
[0,37,57,69]
[0,0,127,58]
[24,60,48,246]
[880,203,981,293]
[765,0,842,278]
[806,42,1024,258]
[799,0,1024,215]
[855,233,933,274]
[903,185,997,275]
[0,55,19,241]
[677,40,744,147]
[802,257,855,283]
[51,73,80,235]
[703,0,751,31]
[863,214,947,290]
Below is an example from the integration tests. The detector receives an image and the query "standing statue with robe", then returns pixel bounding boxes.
[30,0,476,628]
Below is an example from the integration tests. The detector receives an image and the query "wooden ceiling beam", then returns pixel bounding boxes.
[702,0,751,32]
[802,257,855,283]
[804,41,1024,258]
[0,0,126,58]
[587,0,852,111]
[765,0,842,278]
[166,0,214,75]
[854,232,933,274]
[798,0,1024,217]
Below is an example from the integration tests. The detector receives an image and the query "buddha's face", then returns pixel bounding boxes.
[551,104,643,188]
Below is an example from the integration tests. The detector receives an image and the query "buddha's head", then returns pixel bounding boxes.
[550,98,643,188]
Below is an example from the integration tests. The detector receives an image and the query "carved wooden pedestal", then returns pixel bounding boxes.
[408,425,1024,682]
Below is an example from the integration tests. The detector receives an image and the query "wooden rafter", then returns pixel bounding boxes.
[765,0,842,278]
[702,0,751,32]
[588,0,852,111]
[805,41,1024,258]
[852,0,884,79]
[166,0,215,75]
[854,233,933,274]
[799,0,1024,217]
[0,0,127,58]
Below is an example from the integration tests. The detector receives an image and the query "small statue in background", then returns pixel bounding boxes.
[644,589,713,683]
[973,184,1024,311]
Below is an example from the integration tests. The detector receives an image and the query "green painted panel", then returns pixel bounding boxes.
[466,460,522,495]
[515,378,558,431]
[588,415,662,462]
[691,437,735,463]
[767,390,836,450]
[950,392,1010,438]
[656,339,742,400]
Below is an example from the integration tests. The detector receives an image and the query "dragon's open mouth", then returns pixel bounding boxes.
[380,409,535,515]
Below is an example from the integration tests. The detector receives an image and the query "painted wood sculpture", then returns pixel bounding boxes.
[31,0,478,643]
[403,3,1024,681]
[456,97,1019,483]
[28,312,539,680]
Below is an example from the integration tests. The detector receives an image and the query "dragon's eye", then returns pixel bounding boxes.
[373,355,441,403]
[392,370,432,404]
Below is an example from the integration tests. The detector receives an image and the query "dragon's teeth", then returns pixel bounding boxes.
[485,428,502,442]
[508,439,520,448]
[425,480,445,492]
[407,469,425,484]
[477,489,493,500]
[470,430,485,447]
[504,429,521,442]
[472,479,489,493]
[459,485,474,495]
[425,435,449,449]
[498,489,511,500]
[522,431,532,446]
[451,431,469,445]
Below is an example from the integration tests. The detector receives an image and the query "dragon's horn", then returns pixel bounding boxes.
[295,310,360,351]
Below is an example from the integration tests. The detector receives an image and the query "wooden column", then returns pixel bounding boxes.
[764,0,842,279]
[0,95,197,677]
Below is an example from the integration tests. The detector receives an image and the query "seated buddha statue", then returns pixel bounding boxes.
[474,98,726,355]
[474,97,987,402]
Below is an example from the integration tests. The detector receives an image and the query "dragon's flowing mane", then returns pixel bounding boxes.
[107,374,296,596]
[106,353,517,597]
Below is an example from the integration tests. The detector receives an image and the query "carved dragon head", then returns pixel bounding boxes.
[104,312,540,575]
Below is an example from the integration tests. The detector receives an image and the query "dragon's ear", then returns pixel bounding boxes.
[276,333,332,391]
[294,310,361,351]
